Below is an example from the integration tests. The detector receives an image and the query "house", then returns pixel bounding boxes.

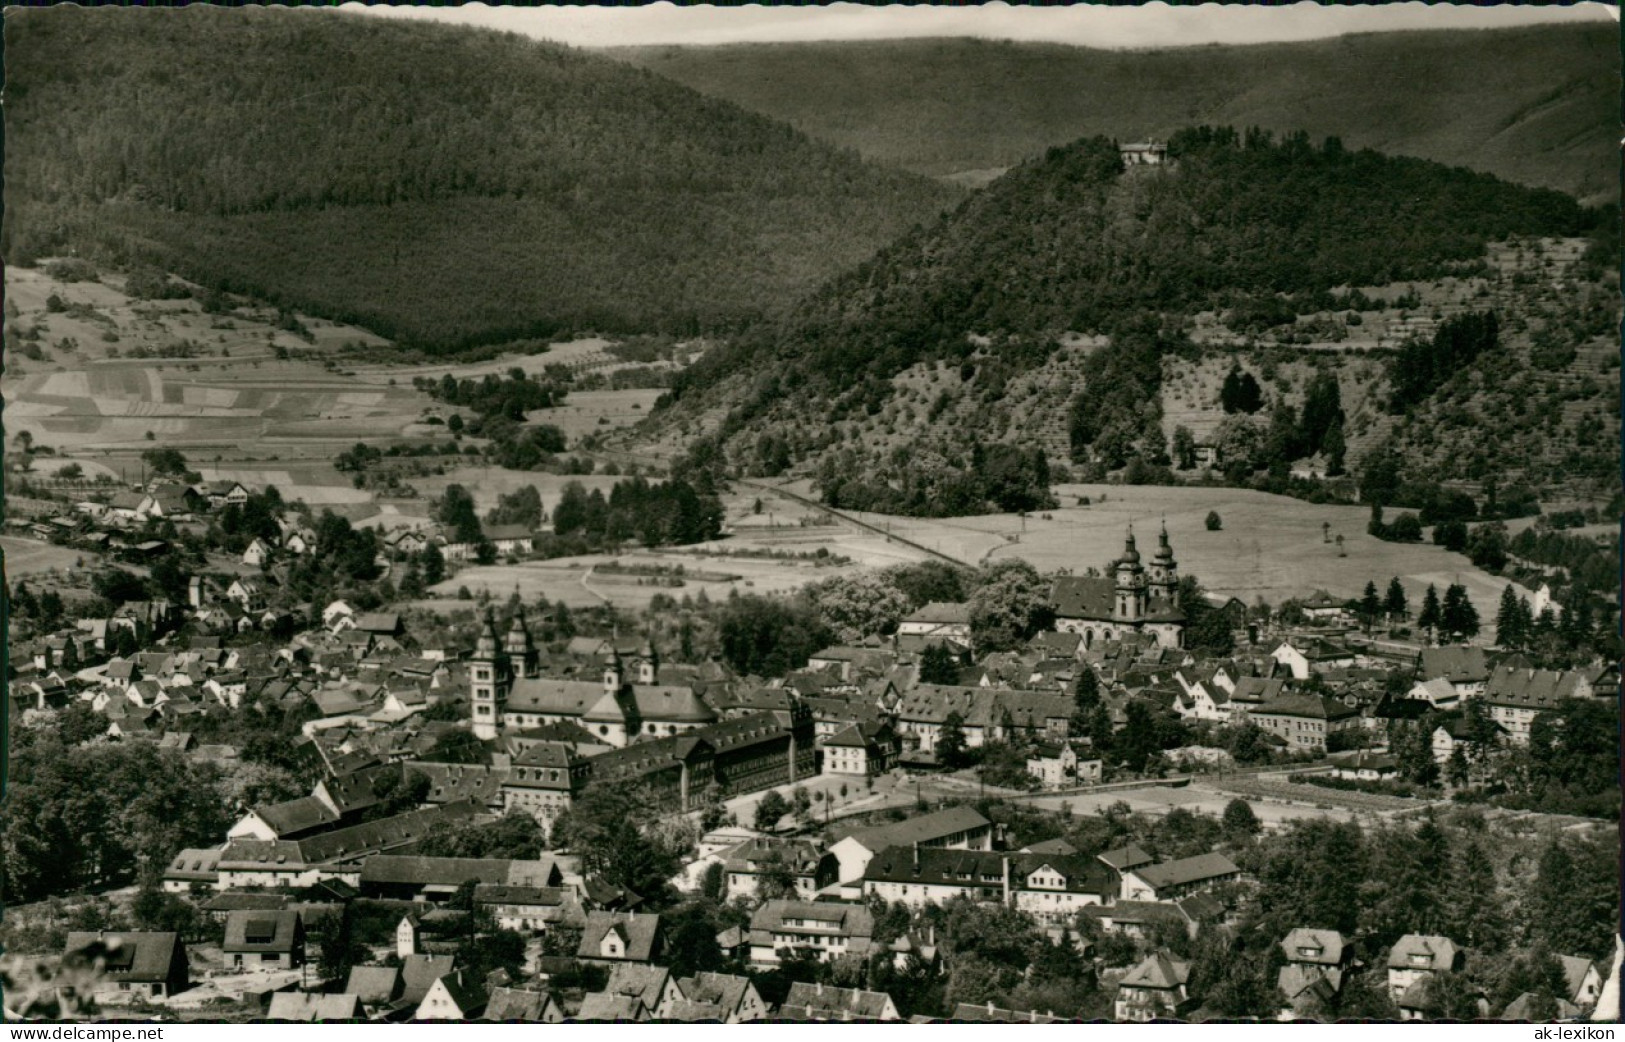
[222,909,305,971]
[748,900,875,967]
[594,964,682,1020]
[722,837,838,900]
[1502,992,1581,1021]
[1277,929,1348,1020]
[62,932,190,1002]
[416,970,488,1021]
[484,525,535,556]
[1561,955,1605,1009]
[576,990,649,1022]
[893,685,1072,755]
[1300,590,1347,622]
[357,856,562,903]
[226,578,267,613]
[1080,898,1211,942]
[242,538,274,567]
[1409,677,1461,710]
[1327,750,1398,782]
[1249,693,1362,752]
[1120,140,1168,166]
[673,973,767,1023]
[1417,647,1490,697]
[1114,951,1192,1022]
[1272,638,1356,680]
[1431,715,1505,765]
[482,987,563,1023]
[162,848,222,893]
[266,993,365,1022]
[951,1002,1061,1023]
[578,911,663,964]
[896,602,974,652]
[474,884,577,934]
[1481,666,1593,744]
[778,982,900,1022]
[1026,741,1102,789]
[821,721,899,776]
[1009,853,1116,921]
[828,805,994,883]
[229,797,341,841]
[353,612,404,637]
[1388,934,1463,1007]
[1120,852,1241,902]
[383,529,429,557]
[203,480,251,510]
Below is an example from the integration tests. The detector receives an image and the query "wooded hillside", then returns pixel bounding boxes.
[3,8,957,351]
[615,24,1618,204]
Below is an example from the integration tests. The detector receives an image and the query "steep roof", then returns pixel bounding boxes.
[267,993,365,1021]
[903,601,972,625]
[1388,934,1460,971]
[507,677,609,715]
[951,1002,1060,1023]
[1280,928,1346,966]
[1049,576,1116,621]
[749,900,874,953]
[1129,852,1240,890]
[345,965,403,1005]
[483,987,559,1022]
[1418,646,1490,683]
[576,991,646,1021]
[677,972,753,1016]
[578,911,662,962]
[401,954,456,1004]
[1252,693,1360,722]
[1484,666,1590,709]
[63,932,183,984]
[782,982,895,1020]
[1120,951,1191,990]
[252,796,340,837]
[222,909,302,953]
[841,805,991,853]
[1098,844,1156,872]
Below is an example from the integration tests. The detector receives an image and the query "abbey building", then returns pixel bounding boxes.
[1048,526,1185,650]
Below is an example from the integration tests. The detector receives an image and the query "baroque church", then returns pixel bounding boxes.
[1048,526,1186,649]
[470,609,718,744]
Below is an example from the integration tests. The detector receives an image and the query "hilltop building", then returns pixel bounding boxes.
[1050,527,1185,650]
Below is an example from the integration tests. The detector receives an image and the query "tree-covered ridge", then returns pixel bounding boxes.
[615,24,1618,204]
[663,128,1598,497]
[3,7,956,349]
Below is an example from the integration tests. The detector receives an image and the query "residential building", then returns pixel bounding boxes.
[1249,693,1362,752]
[416,971,488,1020]
[895,602,974,653]
[828,805,993,883]
[748,900,875,967]
[222,910,305,971]
[1277,929,1348,1020]
[578,911,663,964]
[821,721,899,776]
[1026,741,1101,788]
[778,982,899,1022]
[1271,638,1356,680]
[266,993,365,1021]
[1120,852,1241,902]
[482,987,563,1023]
[62,932,190,1003]
[1417,647,1490,697]
[673,973,767,1023]
[1114,951,1192,1022]
[1388,934,1463,1011]
[1481,666,1592,744]
[722,837,838,900]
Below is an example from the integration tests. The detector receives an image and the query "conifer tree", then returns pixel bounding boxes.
[1360,581,1382,634]
[1495,585,1529,649]
[1418,584,1442,642]
[1441,583,1480,640]
[1383,577,1408,622]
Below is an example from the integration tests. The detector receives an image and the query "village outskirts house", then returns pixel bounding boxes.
[1277,928,1349,1020]
[895,601,974,654]
[1388,934,1465,1016]
[1271,637,1356,680]
[828,805,994,883]
[222,909,305,971]
[63,932,191,1003]
[748,900,875,967]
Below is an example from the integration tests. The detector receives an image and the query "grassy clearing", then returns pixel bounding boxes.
[1,536,96,577]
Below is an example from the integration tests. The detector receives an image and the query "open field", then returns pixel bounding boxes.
[1019,781,1402,829]
[0,536,95,578]
[759,479,1526,632]
[530,389,665,442]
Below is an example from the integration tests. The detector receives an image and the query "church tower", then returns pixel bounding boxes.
[1114,529,1147,623]
[470,609,510,740]
[505,607,540,680]
[635,637,659,686]
[602,645,624,696]
[1148,522,1180,609]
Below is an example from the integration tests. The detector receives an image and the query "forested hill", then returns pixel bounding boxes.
[652,129,1606,513]
[612,24,1618,204]
[2,8,957,351]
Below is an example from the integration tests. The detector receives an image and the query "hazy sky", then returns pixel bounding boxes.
[345,2,1616,50]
